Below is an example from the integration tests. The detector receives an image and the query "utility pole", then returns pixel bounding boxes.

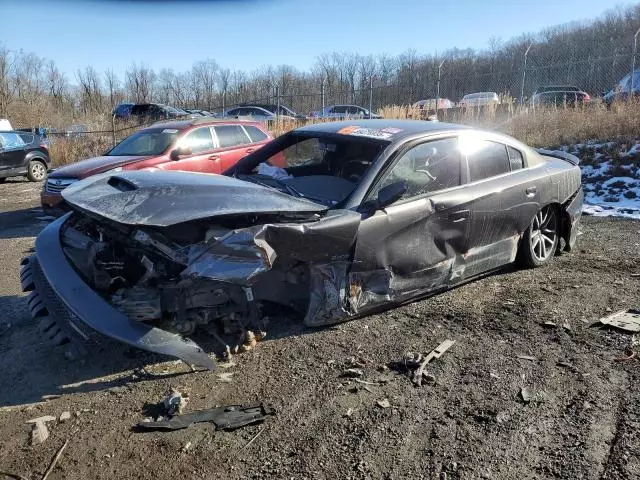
[368,76,374,119]
[520,43,532,107]
[436,59,446,119]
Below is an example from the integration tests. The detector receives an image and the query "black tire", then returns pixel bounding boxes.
[0,177,6,183]
[518,205,559,268]
[26,159,47,182]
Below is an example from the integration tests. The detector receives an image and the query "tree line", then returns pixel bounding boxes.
[1,3,638,127]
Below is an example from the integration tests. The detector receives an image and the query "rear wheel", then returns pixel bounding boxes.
[26,159,47,182]
[518,205,559,268]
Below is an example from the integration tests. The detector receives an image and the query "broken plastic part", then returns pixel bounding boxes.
[135,403,274,431]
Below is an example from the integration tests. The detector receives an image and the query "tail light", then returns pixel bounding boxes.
[583,93,591,101]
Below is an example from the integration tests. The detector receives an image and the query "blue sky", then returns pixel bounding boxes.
[0,0,632,79]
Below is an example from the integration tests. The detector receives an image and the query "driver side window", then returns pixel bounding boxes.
[373,137,461,202]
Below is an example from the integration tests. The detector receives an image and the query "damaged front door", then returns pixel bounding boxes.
[349,136,470,311]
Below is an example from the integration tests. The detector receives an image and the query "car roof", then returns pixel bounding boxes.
[295,119,471,140]
[147,118,266,130]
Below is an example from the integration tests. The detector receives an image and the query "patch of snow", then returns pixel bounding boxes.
[582,203,640,220]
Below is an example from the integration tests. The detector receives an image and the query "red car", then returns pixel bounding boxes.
[41,119,273,214]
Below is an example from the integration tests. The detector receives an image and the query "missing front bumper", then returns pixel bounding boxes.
[22,214,215,370]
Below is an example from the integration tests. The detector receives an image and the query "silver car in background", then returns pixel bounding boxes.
[310,104,382,119]
[459,92,500,107]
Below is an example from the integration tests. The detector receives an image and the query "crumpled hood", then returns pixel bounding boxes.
[49,155,152,179]
[62,170,327,227]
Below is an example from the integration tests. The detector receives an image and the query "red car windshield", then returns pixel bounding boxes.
[108,128,180,156]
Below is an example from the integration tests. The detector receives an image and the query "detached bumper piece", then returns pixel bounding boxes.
[136,403,274,432]
[21,216,215,370]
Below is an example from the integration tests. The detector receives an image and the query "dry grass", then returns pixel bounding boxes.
[503,101,640,147]
[49,137,113,167]
[45,102,640,167]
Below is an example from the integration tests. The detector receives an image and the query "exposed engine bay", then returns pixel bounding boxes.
[59,213,317,353]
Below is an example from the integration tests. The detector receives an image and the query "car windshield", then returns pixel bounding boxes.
[107,127,180,156]
[232,132,388,207]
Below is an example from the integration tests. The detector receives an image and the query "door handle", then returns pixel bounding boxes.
[449,210,469,223]
[525,186,537,197]
[208,154,220,161]
[245,148,255,154]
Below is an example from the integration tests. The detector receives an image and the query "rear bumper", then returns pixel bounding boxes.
[564,186,584,250]
[22,214,215,369]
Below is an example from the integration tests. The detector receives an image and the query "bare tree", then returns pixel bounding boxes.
[216,68,231,112]
[76,66,103,113]
[125,63,156,103]
[104,68,121,109]
[0,45,13,117]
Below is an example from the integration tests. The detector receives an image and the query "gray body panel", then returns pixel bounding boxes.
[25,120,583,365]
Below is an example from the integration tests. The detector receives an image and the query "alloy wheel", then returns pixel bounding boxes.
[530,206,557,262]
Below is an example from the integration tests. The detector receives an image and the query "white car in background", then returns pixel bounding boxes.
[309,104,382,119]
[459,92,500,107]
[412,99,454,110]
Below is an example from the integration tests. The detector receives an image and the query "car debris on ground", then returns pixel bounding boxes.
[391,340,456,386]
[596,309,640,332]
[26,415,56,444]
[136,403,274,432]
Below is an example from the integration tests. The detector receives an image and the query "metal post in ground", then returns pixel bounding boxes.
[321,78,325,115]
[368,76,373,119]
[630,27,640,102]
[520,43,532,107]
[276,85,281,122]
[111,113,116,148]
[436,59,446,120]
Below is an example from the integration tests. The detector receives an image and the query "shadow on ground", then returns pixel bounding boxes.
[0,207,51,239]
[0,291,319,408]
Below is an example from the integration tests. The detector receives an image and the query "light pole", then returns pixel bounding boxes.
[630,27,640,101]
[520,43,532,107]
[435,58,446,119]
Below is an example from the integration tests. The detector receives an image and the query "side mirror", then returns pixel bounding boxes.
[170,146,191,161]
[377,180,408,209]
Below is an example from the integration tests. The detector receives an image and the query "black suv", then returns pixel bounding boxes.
[129,104,186,123]
[0,131,51,182]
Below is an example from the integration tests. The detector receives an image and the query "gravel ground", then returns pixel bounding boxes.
[0,177,639,480]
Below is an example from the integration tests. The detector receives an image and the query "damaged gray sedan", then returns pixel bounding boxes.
[21,120,583,369]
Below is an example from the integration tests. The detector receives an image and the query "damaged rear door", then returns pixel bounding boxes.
[349,136,470,311]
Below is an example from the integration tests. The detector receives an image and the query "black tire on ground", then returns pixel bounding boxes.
[518,205,559,268]
[26,159,47,182]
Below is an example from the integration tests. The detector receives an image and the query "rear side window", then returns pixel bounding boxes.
[507,146,524,170]
[467,141,510,181]
[244,125,268,143]
[214,125,251,148]
[180,127,214,153]
[0,132,26,149]
[332,106,347,114]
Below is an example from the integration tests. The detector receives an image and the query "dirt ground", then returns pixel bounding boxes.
[0,177,639,480]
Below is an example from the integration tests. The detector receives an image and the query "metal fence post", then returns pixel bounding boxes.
[111,113,116,148]
[276,85,281,120]
[630,27,640,101]
[520,43,532,107]
[321,78,325,115]
[436,59,446,119]
[368,76,373,119]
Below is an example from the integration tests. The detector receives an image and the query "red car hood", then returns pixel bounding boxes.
[49,155,153,179]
